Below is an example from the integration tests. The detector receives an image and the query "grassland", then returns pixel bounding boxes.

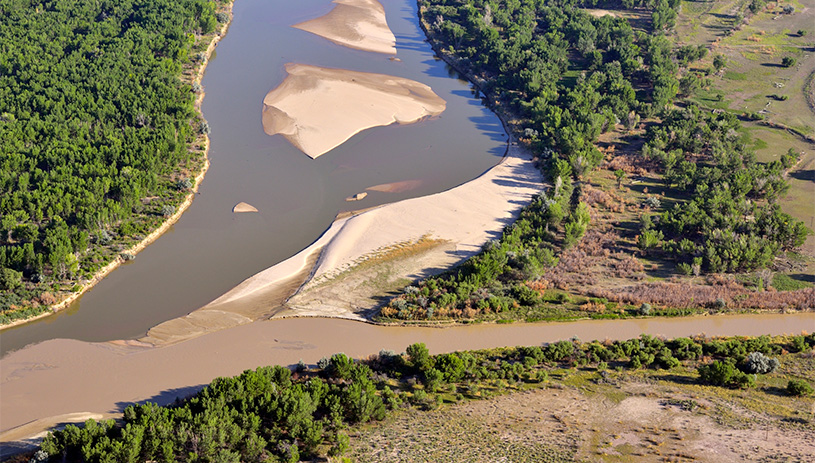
[350,350,815,462]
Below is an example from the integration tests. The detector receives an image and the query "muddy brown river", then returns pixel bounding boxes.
[1,313,813,437]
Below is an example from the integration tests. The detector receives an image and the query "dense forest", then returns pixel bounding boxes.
[32,334,815,462]
[0,0,228,322]
[379,0,810,321]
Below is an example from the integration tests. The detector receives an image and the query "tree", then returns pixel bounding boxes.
[787,379,813,396]
[0,268,23,290]
[781,57,797,68]
[698,359,755,388]
[744,352,778,374]
[712,54,726,72]
[406,343,433,372]
[614,169,625,190]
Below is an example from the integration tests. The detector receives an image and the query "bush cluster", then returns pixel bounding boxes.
[643,106,810,273]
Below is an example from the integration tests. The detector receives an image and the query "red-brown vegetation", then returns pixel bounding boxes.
[581,185,625,213]
[590,282,814,311]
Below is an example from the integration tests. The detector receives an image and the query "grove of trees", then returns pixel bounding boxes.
[0,0,227,322]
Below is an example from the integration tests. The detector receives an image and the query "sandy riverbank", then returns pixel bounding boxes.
[262,63,446,158]
[0,7,233,333]
[293,0,396,54]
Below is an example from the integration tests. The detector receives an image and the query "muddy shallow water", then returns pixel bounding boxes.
[1,313,813,435]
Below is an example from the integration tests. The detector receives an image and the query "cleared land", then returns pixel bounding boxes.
[350,351,815,462]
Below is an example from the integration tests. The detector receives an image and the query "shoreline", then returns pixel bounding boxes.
[0,4,234,332]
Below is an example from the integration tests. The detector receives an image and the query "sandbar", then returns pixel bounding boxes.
[262,64,446,158]
[293,0,396,54]
[366,179,423,193]
[232,202,258,213]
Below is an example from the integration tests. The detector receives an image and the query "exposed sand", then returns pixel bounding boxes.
[345,192,368,201]
[293,0,396,54]
[2,313,813,450]
[281,137,540,317]
[366,179,423,193]
[232,202,258,213]
[585,8,619,18]
[262,64,446,158]
[135,132,539,343]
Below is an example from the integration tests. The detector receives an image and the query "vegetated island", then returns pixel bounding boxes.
[10,334,814,462]
[0,0,235,328]
[261,64,446,159]
[293,0,397,54]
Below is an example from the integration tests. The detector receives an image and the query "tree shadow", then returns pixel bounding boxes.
[788,169,814,182]
[652,373,699,386]
[113,384,207,413]
[761,62,785,68]
[787,273,815,283]
[762,385,789,397]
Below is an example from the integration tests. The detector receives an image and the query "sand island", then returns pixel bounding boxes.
[293,0,396,54]
[261,63,446,158]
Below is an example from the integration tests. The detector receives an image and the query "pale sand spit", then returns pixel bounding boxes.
[133,136,537,345]
[232,202,258,213]
[293,0,396,54]
[261,63,446,158]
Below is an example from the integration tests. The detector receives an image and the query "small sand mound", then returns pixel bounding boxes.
[233,202,258,213]
[346,192,368,201]
[293,0,396,54]
[262,64,446,158]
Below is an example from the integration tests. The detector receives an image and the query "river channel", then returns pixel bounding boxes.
[1,0,508,356]
[1,313,813,437]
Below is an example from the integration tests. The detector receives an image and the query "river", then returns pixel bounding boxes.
[1,313,813,437]
[0,0,506,356]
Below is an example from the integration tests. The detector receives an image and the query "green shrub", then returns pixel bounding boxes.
[0,268,23,291]
[638,229,664,250]
[781,57,796,68]
[698,359,755,388]
[786,379,814,396]
[771,274,811,291]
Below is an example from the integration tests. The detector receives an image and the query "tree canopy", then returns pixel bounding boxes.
[0,0,224,320]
